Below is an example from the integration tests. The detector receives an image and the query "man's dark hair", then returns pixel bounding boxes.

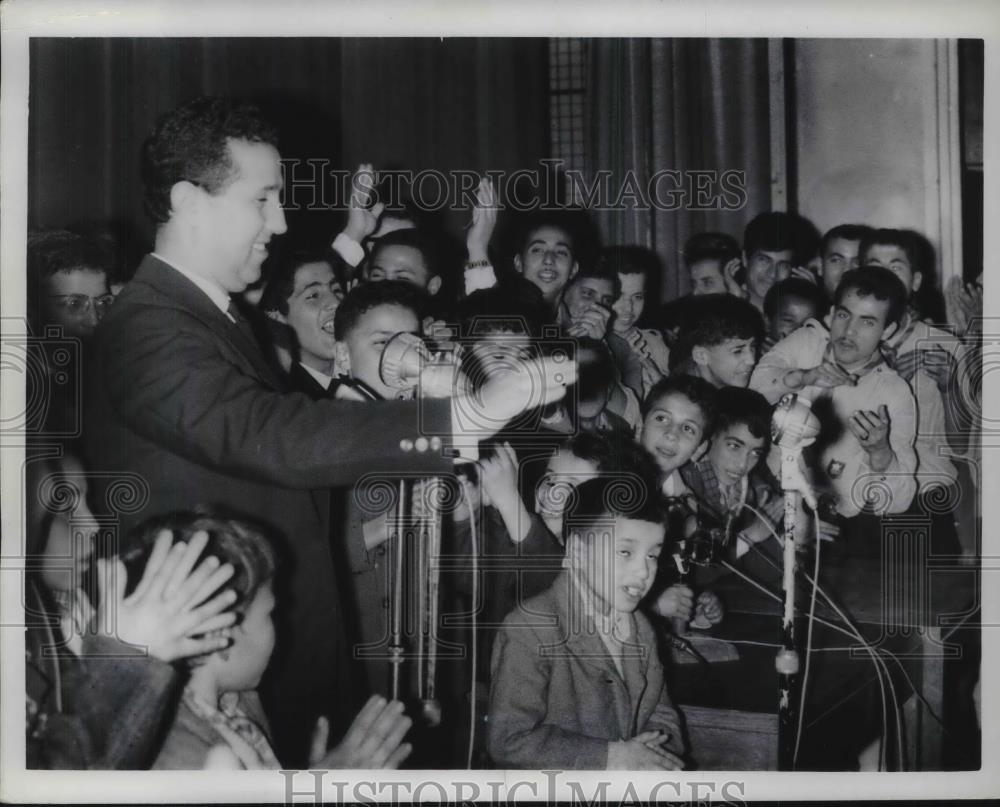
[857,228,933,286]
[563,476,666,546]
[743,212,795,258]
[27,229,112,330]
[513,208,580,258]
[368,227,443,281]
[602,245,662,279]
[260,246,344,317]
[641,374,718,439]
[763,278,828,321]
[834,267,909,330]
[456,276,552,340]
[141,96,278,224]
[683,232,740,270]
[121,510,277,618]
[674,294,765,356]
[333,279,429,341]
[712,386,773,450]
[564,255,622,299]
[820,224,874,257]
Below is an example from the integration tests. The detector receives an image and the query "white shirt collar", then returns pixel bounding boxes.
[152,252,233,320]
[300,362,336,390]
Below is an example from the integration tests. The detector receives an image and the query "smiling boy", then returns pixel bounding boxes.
[673,294,765,388]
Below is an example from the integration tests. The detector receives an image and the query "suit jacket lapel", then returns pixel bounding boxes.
[552,573,633,738]
[132,255,282,389]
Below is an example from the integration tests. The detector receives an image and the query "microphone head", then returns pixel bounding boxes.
[379,331,431,390]
[771,392,821,450]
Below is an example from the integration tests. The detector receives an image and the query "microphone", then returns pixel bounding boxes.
[379,332,431,390]
[771,393,820,512]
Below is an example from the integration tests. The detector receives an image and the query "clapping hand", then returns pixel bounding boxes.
[310,696,413,770]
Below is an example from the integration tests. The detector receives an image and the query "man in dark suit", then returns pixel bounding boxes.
[83,97,573,765]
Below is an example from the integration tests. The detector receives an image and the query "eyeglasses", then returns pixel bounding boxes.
[47,294,115,317]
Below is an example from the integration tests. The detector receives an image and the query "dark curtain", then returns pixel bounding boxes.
[587,38,773,301]
[29,38,548,267]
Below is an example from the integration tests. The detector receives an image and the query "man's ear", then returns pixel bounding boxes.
[912,271,923,293]
[880,320,898,342]
[169,180,200,218]
[427,275,442,296]
[691,345,710,368]
[334,341,351,373]
[513,254,524,275]
[569,260,580,281]
[823,309,833,328]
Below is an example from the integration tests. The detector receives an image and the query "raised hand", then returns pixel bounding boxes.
[789,265,819,284]
[480,441,521,512]
[95,529,238,662]
[798,360,857,390]
[945,275,983,338]
[343,163,386,244]
[466,177,497,263]
[653,584,694,621]
[311,696,413,770]
[722,258,747,298]
[850,404,892,459]
[690,590,725,628]
[567,304,611,339]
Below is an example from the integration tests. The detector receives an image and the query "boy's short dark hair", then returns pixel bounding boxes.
[820,224,874,256]
[564,258,622,300]
[641,374,718,438]
[455,276,552,339]
[683,232,740,269]
[513,209,580,257]
[369,227,443,280]
[744,212,820,267]
[260,246,343,317]
[563,476,666,545]
[712,386,773,450]
[334,279,429,341]
[602,245,661,279]
[762,278,828,321]
[834,267,909,329]
[122,510,277,618]
[675,294,765,352]
[141,96,278,224]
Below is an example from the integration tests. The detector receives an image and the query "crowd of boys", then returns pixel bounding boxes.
[23,96,982,771]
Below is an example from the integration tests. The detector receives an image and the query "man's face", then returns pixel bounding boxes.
[41,270,111,338]
[689,259,727,296]
[563,276,615,324]
[862,244,921,297]
[39,456,99,591]
[820,237,861,299]
[367,244,440,295]
[769,298,816,343]
[612,272,646,333]
[336,303,420,399]
[693,337,757,388]
[745,249,793,302]
[514,225,578,303]
[708,423,767,488]
[188,139,287,294]
[535,448,600,520]
[829,289,895,368]
[467,330,532,382]
[640,392,708,476]
[571,516,663,613]
[281,261,343,372]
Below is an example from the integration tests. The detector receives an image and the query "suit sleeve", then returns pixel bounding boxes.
[35,635,179,769]
[99,304,453,488]
[487,621,610,770]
